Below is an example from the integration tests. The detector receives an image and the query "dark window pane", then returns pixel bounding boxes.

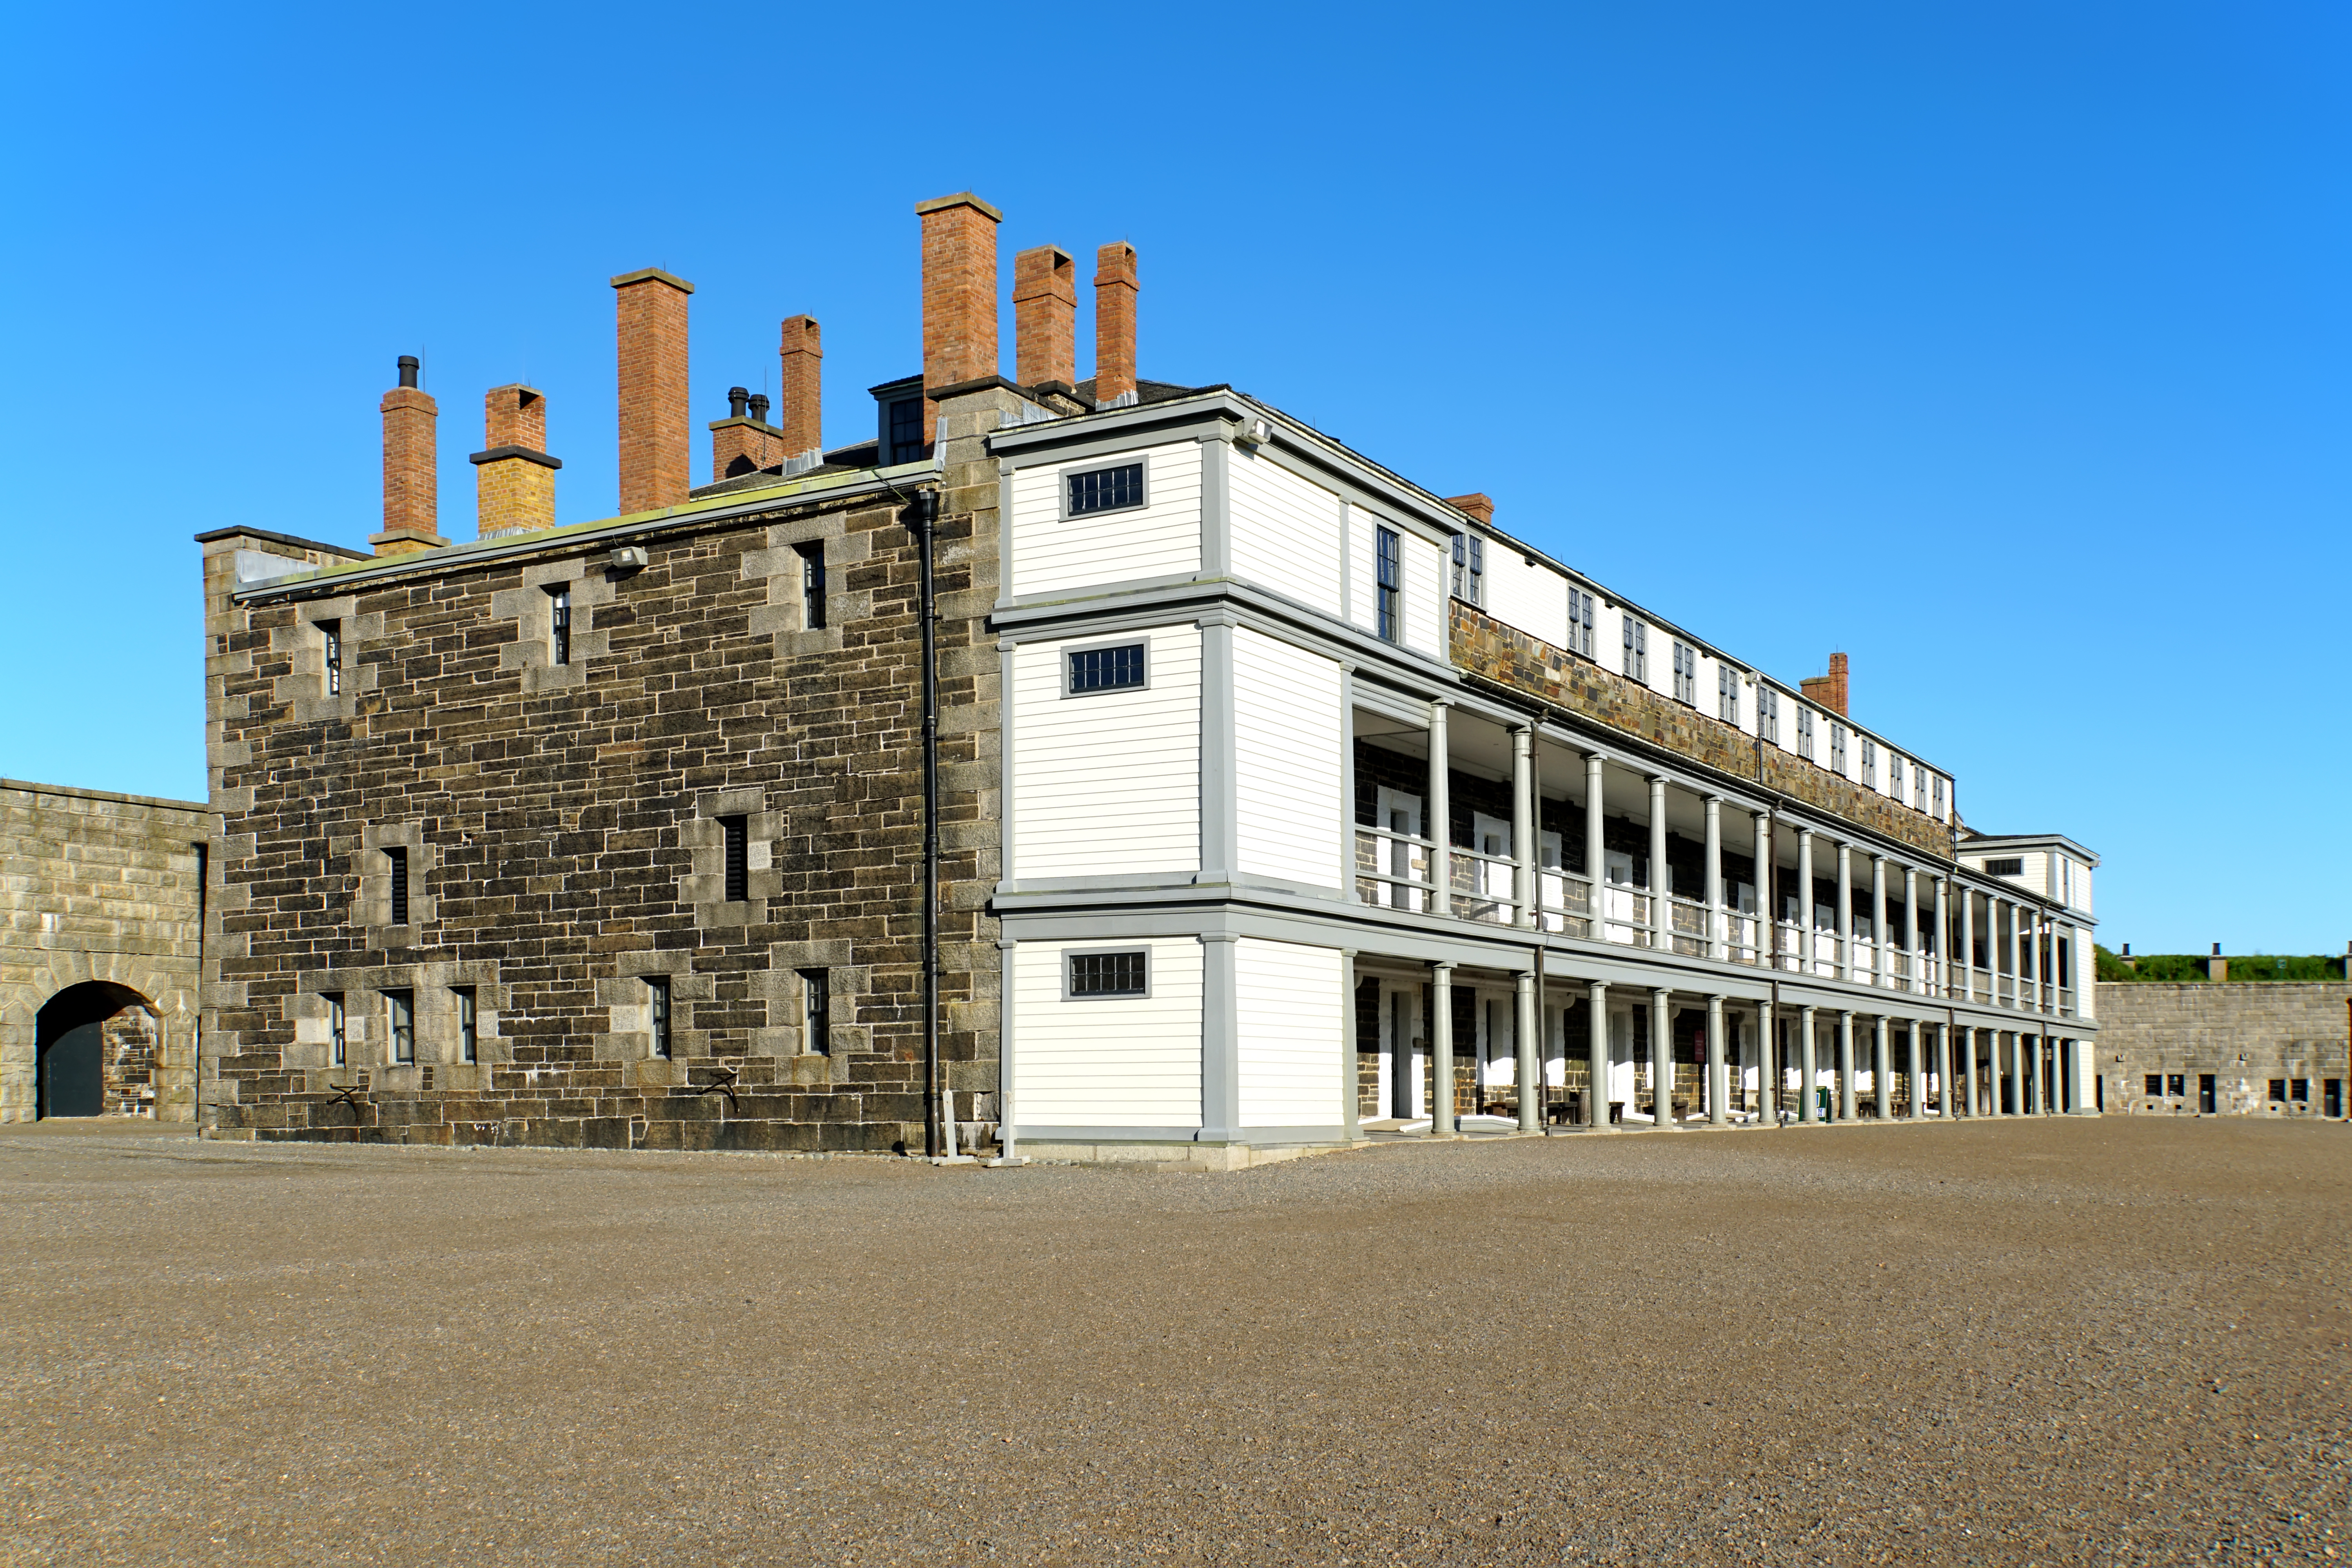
[1068,643,1146,693]
[1067,463,1145,516]
[647,976,671,1058]
[722,816,749,903]
[887,398,924,463]
[1071,951,1147,997]
[386,848,409,926]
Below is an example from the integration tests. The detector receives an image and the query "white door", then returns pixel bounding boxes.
[1375,787,1424,913]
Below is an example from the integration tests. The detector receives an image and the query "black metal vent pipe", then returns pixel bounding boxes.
[903,488,942,1156]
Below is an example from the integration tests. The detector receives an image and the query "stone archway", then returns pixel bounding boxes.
[35,982,154,1118]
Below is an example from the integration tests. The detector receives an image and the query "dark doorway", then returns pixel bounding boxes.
[34,981,150,1119]
[2198,1073,2217,1114]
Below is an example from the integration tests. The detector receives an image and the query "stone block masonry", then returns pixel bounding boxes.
[198,430,1004,1150]
[2095,982,2352,1117]
[1,779,210,1121]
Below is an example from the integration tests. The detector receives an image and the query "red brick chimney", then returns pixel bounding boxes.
[1445,493,1495,526]
[373,355,442,556]
[778,314,822,461]
[710,386,782,481]
[1800,651,1850,717]
[1013,245,1076,392]
[611,267,693,514]
[916,192,1002,443]
[1094,241,1138,408]
[471,384,560,538]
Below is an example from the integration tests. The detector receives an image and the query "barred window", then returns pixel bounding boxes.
[1068,642,1147,694]
[720,815,749,902]
[1375,527,1401,642]
[1069,949,1148,998]
[1067,462,1145,516]
[385,847,409,926]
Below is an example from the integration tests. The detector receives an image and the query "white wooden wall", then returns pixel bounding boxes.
[1011,940,1203,1128]
[1229,448,1343,615]
[1007,441,1202,599]
[1235,937,1343,1127]
[1403,531,1447,656]
[1233,628,1344,889]
[1480,548,1569,646]
[1010,625,1200,880]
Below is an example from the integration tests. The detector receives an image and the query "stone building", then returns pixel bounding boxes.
[2,779,208,1120]
[198,191,2101,1161]
[2096,982,2350,1118]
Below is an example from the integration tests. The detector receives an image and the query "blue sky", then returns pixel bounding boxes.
[2,2,2344,954]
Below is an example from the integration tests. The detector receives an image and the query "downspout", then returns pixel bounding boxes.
[902,489,943,1158]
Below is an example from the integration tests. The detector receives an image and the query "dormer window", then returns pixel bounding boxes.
[873,375,927,465]
[1065,461,1145,517]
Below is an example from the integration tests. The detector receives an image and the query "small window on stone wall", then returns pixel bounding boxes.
[2143,1073,2161,1096]
[319,619,343,696]
[800,968,831,1055]
[797,543,827,630]
[327,991,346,1068]
[385,989,415,1064]
[2167,1073,2184,1098]
[385,848,410,926]
[455,987,477,1064]
[548,584,572,667]
[2268,1079,2287,1103]
[721,816,749,902]
[647,976,671,1059]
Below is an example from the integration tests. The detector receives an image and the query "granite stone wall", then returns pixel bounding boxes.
[0,780,209,1121]
[198,391,1006,1150]
[2094,982,2351,1117]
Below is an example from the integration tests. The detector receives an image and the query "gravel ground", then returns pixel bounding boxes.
[0,1116,2345,1566]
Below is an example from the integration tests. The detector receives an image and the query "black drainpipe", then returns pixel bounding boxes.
[902,489,943,1158]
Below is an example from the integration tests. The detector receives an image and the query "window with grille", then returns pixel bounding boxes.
[1450,534,1483,605]
[1830,724,1847,776]
[796,542,826,630]
[327,991,345,1068]
[1796,707,1815,760]
[1066,462,1145,517]
[1915,768,1929,811]
[548,585,572,666]
[1932,776,1945,820]
[2143,1074,2163,1096]
[646,976,671,1058]
[1888,754,1904,799]
[1067,642,1147,694]
[1622,616,1647,682]
[1069,949,1148,998]
[1568,590,1595,656]
[319,620,342,696]
[1861,737,1877,788]
[455,986,477,1064]
[1984,857,2024,877]
[799,968,831,1055]
[1716,664,1740,724]
[1672,642,1696,704]
[720,816,748,902]
[385,847,409,926]
[1375,527,1401,642]
[385,988,415,1064]
[886,396,925,464]
[1759,687,1780,744]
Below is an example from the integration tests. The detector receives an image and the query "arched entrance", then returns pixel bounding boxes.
[35,982,152,1119]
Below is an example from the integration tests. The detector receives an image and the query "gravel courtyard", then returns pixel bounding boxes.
[1,1117,2344,1566]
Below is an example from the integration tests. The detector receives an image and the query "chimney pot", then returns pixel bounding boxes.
[374,357,441,555]
[778,314,822,461]
[1093,241,1139,408]
[748,392,770,424]
[611,267,694,512]
[1013,244,1077,390]
[728,386,750,419]
[916,193,1002,443]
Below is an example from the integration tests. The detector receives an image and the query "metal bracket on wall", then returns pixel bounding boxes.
[688,1067,740,1115]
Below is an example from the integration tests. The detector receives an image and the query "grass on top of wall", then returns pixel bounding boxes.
[2096,945,2350,983]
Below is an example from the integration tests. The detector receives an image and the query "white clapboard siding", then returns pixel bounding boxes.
[1403,531,1448,657]
[1012,940,1203,1128]
[1480,547,1568,646]
[1235,937,1343,1128]
[1008,441,1203,599]
[1347,508,1379,633]
[1233,628,1343,889]
[1010,624,1200,880]
[1229,448,1343,614]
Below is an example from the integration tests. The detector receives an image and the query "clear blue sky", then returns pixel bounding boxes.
[2,2,2343,955]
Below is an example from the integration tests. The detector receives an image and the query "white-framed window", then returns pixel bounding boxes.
[1717,665,1740,725]
[1066,948,1148,998]
[1066,641,1147,695]
[1568,590,1595,657]
[1375,527,1401,643]
[1759,687,1780,745]
[548,584,572,666]
[326,991,346,1067]
[385,988,415,1064]
[646,975,671,1058]
[1861,737,1877,788]
[1932,775,1945,820]
[1450,534,1484,606]
[795,542,826,630]
[1797,707,1815,761]
[1672,642,1697,705]
[454,986,477,1064]
[1622,615,1647,682]
[318,619,342,696]
[799,968,831,1054]
[1063,460,1147,518]
[1831,723,1848,776]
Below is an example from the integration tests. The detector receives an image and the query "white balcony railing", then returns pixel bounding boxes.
[1354,825,1434,914]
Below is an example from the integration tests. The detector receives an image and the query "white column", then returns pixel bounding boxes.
[1341,949,1360,1142]
[1837,1011,1857,1121]
[1904,1019,1922,1120]
[1512,724,1534,929]
[1584,753,1606,940]
[1934,876,1951,999]
[1800,1005,1820,1124]
[1757,996,1777,1123]
[1650,987,1674,1128]
[1874,1016,1893,1119]
[1428,702,1451,918]
[1904,866,1919,995]
[1648,777,1669,951]
[1707,994,1728,1126]
[1836,843,1853,982]
[1755,810,1775,966]
[2007,899,2024,1014]
[1797,827,1816,975]
[1586,981,1609,1127]
[1934,1022,1952,1118]
[1960,886,1976,1003]
[1871,854,1889,990]
[1704,796,1724,960]
[1515,969,1540,1132]
[1429,961,1455,1136]
[1990,1030,2008,1118]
